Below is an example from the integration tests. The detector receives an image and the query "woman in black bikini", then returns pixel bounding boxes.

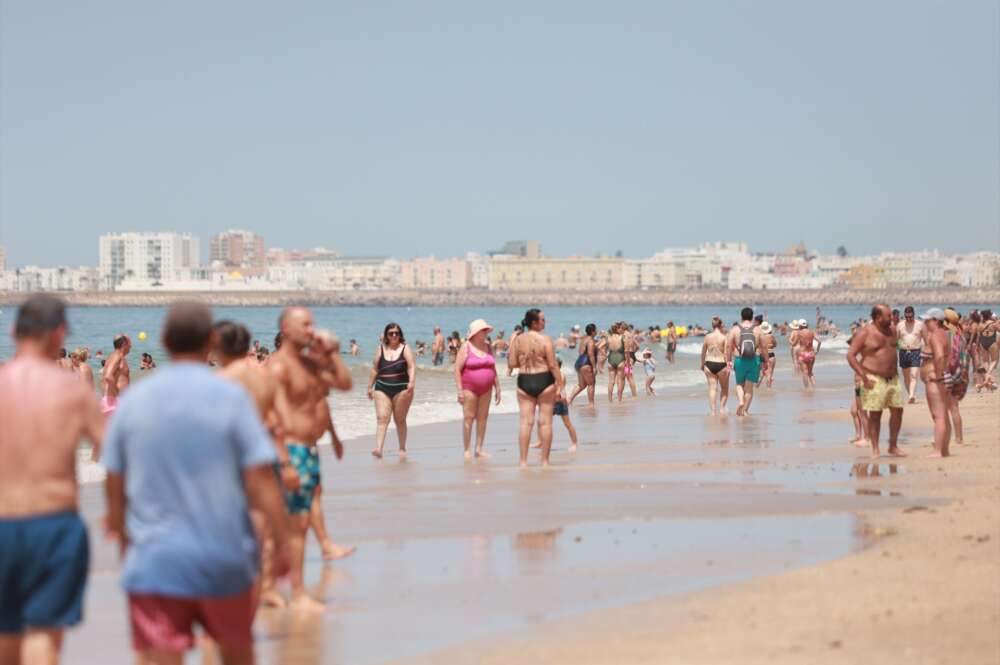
[367,322,416,459]
[700,317,730,415]
[568,323,598,407]
[508,308,563,467]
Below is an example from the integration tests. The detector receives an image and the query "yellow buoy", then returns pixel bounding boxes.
[659,329,669,338]
[676,326,687,337]
[138,331,148,341]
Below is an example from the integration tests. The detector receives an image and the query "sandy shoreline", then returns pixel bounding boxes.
[63,365,998,664]
[2,286,997,308]
[398,391,1000,665]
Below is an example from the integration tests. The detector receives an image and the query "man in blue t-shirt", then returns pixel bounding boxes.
[103,302,290,662]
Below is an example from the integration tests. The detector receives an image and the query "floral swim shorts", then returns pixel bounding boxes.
[277,444,320,515]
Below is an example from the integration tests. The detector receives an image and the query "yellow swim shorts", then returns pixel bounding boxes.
[860,374,904,412]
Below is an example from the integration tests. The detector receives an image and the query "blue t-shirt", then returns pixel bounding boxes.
[102,363,277,598]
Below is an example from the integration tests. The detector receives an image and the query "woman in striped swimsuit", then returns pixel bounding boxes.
[367,322,416,459]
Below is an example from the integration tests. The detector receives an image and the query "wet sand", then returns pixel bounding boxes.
[64,365,998,664]
[399,388,1000,665]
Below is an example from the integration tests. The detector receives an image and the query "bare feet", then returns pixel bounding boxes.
[908,397,916,404]
[475,448,491,458]
[850,437,870,448]
[735,405,745,417]
[464,449,473,461]
[321,540,356,561]
[398,449,407,459]
[519,461,528,469]
[530,440,542,449]
[887,447,907,457]
[568,444,577,453]
[371,449,383,459]
[259,588,286,608]
[290,593,325,612]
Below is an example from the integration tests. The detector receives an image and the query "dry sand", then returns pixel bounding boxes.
[400,391,1000,665]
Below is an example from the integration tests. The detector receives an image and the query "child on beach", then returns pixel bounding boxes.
[533,359,578,453]
[642,349,656,395]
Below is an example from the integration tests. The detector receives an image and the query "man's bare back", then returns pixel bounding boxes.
[0,356,103,518]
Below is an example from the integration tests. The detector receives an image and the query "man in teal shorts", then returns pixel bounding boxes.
[727,307,769,416]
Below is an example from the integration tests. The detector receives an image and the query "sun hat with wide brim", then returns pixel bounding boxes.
[760,322,773,334]
[467,319,494,338]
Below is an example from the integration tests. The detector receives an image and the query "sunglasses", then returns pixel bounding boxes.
[387,331,401,337]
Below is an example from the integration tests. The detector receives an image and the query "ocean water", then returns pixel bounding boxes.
[2,302,986,477]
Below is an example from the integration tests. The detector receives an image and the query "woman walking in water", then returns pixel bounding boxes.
[508,308,563,467]
[368,322,416,459]
[454,319,501,460]
[700,317,730,415]
[568,323,598,406]
[605,323,628,402]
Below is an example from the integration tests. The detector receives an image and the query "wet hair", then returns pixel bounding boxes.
[383,322,405,343]
[15,294,67,339]
[162,301,214,354]
[522,308,543,330]
[740,307,753,322]
[891,309,900,317]
[712,316,724,330]
[585,323,597,336]
[214,320,251,357]
[113,334,129,350]
[754,315,763,325]
[904,306,915,315]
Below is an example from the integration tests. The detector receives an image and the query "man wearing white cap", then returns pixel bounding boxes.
[919,308,953,458]
[847,304,906,459]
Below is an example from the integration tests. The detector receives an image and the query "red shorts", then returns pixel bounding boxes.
[128,591,254,652]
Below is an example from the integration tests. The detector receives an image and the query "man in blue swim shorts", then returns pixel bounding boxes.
[727,306,769,416]
[0,296,104,664]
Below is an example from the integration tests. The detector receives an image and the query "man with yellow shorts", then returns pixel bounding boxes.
[847,304,906,459]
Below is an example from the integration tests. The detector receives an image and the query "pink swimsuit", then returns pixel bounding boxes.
[461,345,497,396]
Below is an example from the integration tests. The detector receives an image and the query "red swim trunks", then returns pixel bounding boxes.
[128,591,254,652]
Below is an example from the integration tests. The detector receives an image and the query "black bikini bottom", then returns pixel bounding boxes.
[517,372,555,398]
[705,361,726,376]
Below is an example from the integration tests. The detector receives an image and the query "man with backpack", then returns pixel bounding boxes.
[727,307,769,416]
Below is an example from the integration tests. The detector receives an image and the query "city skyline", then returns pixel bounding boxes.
[1,1,998,266]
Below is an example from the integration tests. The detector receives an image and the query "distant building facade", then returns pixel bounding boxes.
[99,232,200,289]
[489,257,624,291]
[398,257,472,290]
[210,230,265,275]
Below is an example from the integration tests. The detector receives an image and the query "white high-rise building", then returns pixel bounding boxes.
[0,244,6,271]
[99,232,200,289]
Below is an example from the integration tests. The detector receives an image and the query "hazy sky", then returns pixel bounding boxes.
[1,1,997,267]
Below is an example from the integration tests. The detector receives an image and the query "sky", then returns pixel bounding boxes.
[1,0,998,267]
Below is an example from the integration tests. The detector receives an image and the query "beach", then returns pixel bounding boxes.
[60,350,1000,664]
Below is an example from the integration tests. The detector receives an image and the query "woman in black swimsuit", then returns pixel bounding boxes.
[508,308,563,467]
[700,317,731,416]
[568,323,598,407]
[367,322,416,459]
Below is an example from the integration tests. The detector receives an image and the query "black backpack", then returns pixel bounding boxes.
[738,327,757,359]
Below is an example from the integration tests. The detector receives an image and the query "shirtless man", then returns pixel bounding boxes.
[0,295,104,665]
[101,333,131,417]
[568,325,580,349]
[431,327,445,366]
[70,347,95,389]
[795,321,821,389]
[896,305,923,403]
[847,304,906,459]
[665,322,678,364]
[727,307,768,416]
[215,320,297,609]
[492,330,509,358]
[267,308,345,611]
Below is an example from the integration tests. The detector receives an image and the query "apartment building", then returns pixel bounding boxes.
[99,232,200,289]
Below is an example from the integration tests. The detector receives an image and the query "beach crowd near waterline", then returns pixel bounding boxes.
[1,294,998,664]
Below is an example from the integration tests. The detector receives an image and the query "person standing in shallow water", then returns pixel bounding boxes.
[847,304,906,460]
[455,319,501,460]
[508,308,563,468]
[700,316,730,415]
[727,307,768,416]
[0,295,104,665]
[368,323,416,459]
[568,323,598,406]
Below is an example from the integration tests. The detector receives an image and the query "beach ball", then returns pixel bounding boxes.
[138,331,148,341]
[676,326,687,337]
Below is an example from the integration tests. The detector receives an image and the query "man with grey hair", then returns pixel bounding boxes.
[0,295,104,665]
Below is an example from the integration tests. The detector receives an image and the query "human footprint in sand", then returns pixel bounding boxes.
[847,304,906,459]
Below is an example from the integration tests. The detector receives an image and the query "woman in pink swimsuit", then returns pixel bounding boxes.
[455,319,501,459]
